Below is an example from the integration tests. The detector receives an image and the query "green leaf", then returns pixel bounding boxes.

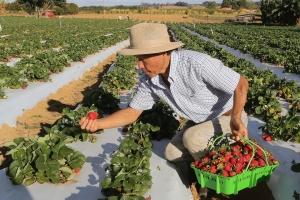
[24,177,36,186]
[60,166,73,174]
[59,146,74,157]
[2,141,17,148]
[35,155,60,171]
[101,177,112,188]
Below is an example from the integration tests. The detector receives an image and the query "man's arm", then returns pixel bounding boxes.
[230,75,249,141]
[79,107,143,132]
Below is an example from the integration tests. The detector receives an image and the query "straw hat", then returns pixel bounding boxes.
[119,23,184,56]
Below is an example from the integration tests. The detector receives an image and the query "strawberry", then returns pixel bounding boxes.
[202,157,210,164]
[25,83,29,87]
[201,166,208,171]
[210,165,217,174]
[87,112,98,120]
[243,154,251,162]
[82,60,85,63]
[209,150,217,157]
[229,171,237,177]
[39,79,43,82]
[250,160,259,167]
[262,134,269,139]
[224,165,232,172]
[229,157,237,165]
[221,170,229,177]
[74,169,81,173]
[194,160,199,167]
[122,127,128,132]
[217,162,224,170]
[255,149,263,157]
[258,158,266,167]
[265,136,272,141]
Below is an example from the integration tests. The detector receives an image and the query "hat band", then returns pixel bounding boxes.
[130,36,170,49]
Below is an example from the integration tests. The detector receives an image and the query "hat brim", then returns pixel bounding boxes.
[118,42,184,56]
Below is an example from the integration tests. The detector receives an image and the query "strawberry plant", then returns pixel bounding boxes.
[127,100,180,140]
[81,87,120,114]
[259,107,300,142]
[101,123,153,197]
[102,67,137,97]
[2,126,86,186]
[56,105,104,142]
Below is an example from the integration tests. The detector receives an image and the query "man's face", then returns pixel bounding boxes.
[135,53,165,78]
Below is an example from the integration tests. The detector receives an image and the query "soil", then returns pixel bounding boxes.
[0,14,274,200]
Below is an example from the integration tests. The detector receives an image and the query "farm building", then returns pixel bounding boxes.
[42,10,56,18]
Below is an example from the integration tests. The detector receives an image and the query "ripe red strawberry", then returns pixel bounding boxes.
[236,162,244,168]
[202,157,210,164]
[39,79,43,82]
[255,149,263,157]
[209,150,217,157]
[25,83,29,87]
[82,60,85,63]
[229,171,237,177]
[198,161,204,168]
[221,170,229,177]
[250,160,259,167]
[210,165,217,174]
[229,157,237,165]
[74,169,81,173]
[201,166,208,171]
[22,86,26,90]
[194,160,199,167]
[224,165,232,172]
[262,134,269,139]
[265,136,272,141]
[243,154,251,162]
[87,112,98,120]
[258,158,266,167]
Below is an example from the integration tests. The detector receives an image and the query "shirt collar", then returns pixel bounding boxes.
[150,50,178,89]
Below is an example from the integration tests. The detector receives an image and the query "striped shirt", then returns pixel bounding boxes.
[129,50,240,123]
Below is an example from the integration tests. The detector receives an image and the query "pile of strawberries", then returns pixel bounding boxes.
[193,139,279,177]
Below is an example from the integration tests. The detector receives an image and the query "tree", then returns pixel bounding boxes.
[174,1,188,6]
[206,1,217,9]
[260,0,300,25]
[16,0,66,17]
[221,0,231,8]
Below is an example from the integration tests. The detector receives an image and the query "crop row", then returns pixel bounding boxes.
[0,17,137,99]
[182,23,300,74]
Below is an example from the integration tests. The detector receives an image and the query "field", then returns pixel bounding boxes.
[0,16,299,200]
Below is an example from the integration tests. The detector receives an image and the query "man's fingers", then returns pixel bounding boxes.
[79,117,87,125]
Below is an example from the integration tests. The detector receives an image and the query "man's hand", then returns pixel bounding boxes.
[230,117,248,141]
[79,117,100,133]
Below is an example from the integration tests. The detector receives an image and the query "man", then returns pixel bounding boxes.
[80,23,248,197]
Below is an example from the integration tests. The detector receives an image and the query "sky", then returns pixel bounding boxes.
[7,0,224,7]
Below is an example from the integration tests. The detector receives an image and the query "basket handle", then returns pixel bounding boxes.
[209,133,269,171]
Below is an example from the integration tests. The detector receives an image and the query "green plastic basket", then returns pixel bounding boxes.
[191,134,279,195]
